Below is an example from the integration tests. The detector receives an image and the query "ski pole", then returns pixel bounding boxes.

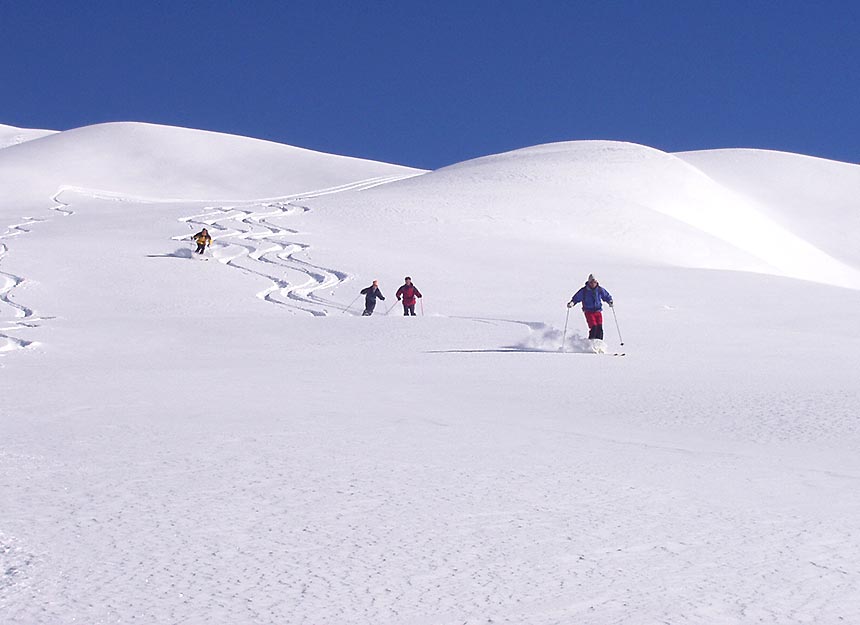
[385,301,399,315]
[420,298,424,316]
[611,305,624,346]
[561,307,571,352]
[343,294,361,314]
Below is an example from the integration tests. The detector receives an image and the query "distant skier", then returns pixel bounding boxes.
[395,276,422,316]
[360,280,385,316]
[192,228,211,254]
[567,274,613,340]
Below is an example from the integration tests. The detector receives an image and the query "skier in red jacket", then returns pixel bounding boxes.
[395,276,423,316]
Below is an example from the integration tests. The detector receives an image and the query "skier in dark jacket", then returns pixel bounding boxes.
[568,274,613,340]
[192,228,211,254]
[395,276,422,316]
[360,280,385,316]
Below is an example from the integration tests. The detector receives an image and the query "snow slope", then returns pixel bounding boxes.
[302,141,860,292]
[677,148,860,268]
[2,123,860,625]
[0,123,57,149]
[0,121,424,212]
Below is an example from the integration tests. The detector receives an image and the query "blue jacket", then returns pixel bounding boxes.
[571,282,612,311]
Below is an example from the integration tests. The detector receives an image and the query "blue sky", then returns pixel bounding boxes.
[1,1,858,169]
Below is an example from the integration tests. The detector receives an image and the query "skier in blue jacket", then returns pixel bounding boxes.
[567,274,613,340]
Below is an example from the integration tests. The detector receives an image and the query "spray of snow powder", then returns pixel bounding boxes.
[509,324,596,353]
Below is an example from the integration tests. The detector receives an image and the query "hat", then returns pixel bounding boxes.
[405,276,411,281]
[587,274,596,282]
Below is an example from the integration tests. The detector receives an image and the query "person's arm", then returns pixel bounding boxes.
[396,286,404,300]
[377,289,385,301]
[601,287,613,306]
[361,287,370,295]
[414,287,422,298]
[570,287,584,305]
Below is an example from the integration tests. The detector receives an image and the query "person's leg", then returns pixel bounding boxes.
[584,311,604,340]
[403,303,409,316]
[584,311,596,338]
[409,305,416,316]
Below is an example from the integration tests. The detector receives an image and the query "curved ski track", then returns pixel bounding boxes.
[177,175,419,317]
[0,192,70,355]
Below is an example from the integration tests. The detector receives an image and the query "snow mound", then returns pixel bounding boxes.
[0,122,425,211]
[309,140,860,290]
[0,123,57,149]
[676,148,860,268]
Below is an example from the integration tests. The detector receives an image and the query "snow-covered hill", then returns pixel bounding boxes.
[303,140,860,292]
[2,122,859,625]
[0,121,424,212]
[677,148,860,268]
[0,122,57,149]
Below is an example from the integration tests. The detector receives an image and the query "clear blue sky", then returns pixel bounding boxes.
[1,1,857,169]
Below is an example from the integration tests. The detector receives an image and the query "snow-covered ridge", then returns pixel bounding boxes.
[0,123,57,149]
[2,123,859,334]
[0,121,426,210]
[310,139,860,290]
[676,148,860,269]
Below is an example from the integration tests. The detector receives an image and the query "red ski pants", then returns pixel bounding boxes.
[584,310,603,328]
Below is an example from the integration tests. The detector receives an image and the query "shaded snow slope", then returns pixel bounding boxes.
[677,148,860,268]
[0,123,57,149]
[0,122,425,212]
[303,140,860,292]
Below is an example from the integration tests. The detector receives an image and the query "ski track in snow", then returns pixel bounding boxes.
[177,175,416,317]
[177,192,605,353]
[0,174,616,362]
[175,186,608,352]
[0,191,70,355]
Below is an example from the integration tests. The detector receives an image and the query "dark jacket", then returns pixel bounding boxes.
[193,231,212,246]
[361,285,385,303]
[571,282,612,311]
[396,283,422,306]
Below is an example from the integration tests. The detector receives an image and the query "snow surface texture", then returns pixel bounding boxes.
[2,122,860,625]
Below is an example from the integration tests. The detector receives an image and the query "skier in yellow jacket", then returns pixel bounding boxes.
[192,228,211,254]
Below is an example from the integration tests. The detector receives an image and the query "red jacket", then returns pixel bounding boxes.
[396,283,422,306]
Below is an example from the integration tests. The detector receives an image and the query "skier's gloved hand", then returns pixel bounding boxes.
[567,301,574,308]
[608,301,614,308]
